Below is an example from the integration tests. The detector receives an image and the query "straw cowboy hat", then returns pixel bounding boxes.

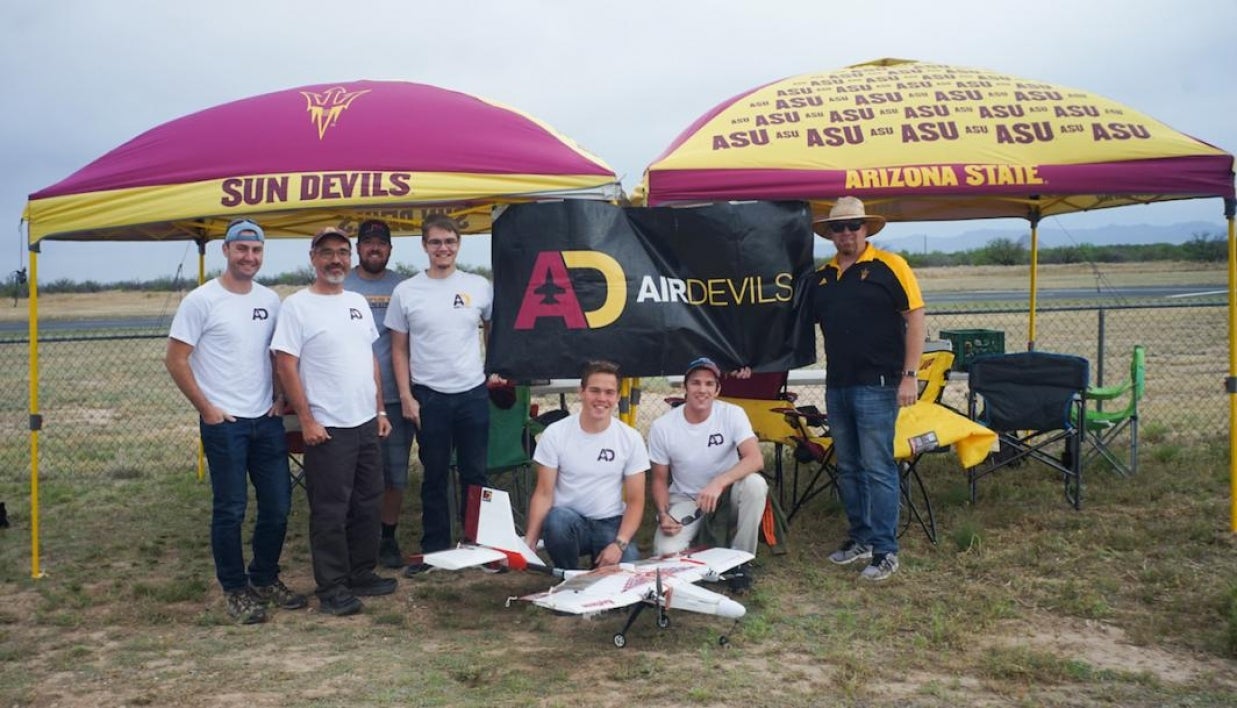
[812,196,886,238]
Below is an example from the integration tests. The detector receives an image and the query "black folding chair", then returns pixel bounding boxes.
[967,351,1090,509]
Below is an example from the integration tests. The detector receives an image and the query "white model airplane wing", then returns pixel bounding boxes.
[416,487,546,571]
[522,567,650,615]
[421,545,509,571]
[521,547,752,617]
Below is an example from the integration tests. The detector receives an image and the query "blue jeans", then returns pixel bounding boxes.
[542,507,639,570]
[414,383,489,553]
[826,384,900,556]
[200,415,291,592]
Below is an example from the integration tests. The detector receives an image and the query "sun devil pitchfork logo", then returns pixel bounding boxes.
[301,86,372,140]
[514,251,627,330]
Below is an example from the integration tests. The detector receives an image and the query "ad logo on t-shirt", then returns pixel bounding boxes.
[597,448,615,462]
[252,308,269,321]
[349,308,364,321]
[707,433,725,448]
[453,293,471,309]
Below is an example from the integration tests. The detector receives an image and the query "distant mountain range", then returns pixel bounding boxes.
[816,221,1226,257]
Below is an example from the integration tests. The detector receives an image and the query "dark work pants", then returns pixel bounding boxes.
[303,418,382,599]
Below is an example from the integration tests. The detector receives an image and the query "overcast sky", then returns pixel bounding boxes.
[5,0,1234,283]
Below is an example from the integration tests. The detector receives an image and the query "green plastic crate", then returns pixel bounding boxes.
[940,329,1005,371]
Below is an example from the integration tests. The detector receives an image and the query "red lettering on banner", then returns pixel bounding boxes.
[978,105,1024,119]
[514,252,588,330]
[828,108,874,122]
[1054,105,1099,118]
[220,176,289,207]
[1090,123,1151,140]
[806,126,864,147]
[1013,90,1063,101]
[711,130,770,149]
[901,121,959,143]
[995,122,1055,144]
[903,106,950,118]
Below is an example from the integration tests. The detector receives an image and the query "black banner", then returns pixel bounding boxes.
[487,200,816,379]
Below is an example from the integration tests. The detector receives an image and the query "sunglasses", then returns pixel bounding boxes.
[828,219,867,234]
[674,508,702,525]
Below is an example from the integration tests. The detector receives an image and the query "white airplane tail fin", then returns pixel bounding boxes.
[460,486,544,569]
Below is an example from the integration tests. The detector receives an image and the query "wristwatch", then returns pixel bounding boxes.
[903,370,917,378]
[614,538,629,552]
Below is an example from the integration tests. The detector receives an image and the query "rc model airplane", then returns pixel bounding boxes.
[417,486,752,648]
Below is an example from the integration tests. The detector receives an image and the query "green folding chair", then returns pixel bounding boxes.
[1083,345,1145,477]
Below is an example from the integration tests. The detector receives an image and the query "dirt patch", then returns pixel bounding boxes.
[986,614,1237,686]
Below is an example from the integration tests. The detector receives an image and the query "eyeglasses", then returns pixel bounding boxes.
[314,247,352,259]
[425,238,459,248]
[828,219,867,234]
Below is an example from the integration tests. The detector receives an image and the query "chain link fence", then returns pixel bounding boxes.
[0,297,1228,483]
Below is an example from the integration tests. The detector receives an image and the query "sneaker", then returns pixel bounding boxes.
[250,579,308,610]
[378,537,405,569]
[860,553,899,582]
[403,562,434,578]
[225,588,267,624]
[828,539,873,566]
[727,563,755,595]
[349,571,398,597]
[319,592,363,617]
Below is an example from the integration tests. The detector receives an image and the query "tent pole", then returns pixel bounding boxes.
[196,238,208,483]
[26,243,43,578]
[1027,211,1041,351]
[1225,198,1236,532]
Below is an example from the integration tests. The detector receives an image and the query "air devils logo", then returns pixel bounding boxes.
[453,293,471,309]
[707,433,724,448]
[252,308,269,321]
[349,308,364,320]
[597,449,616,462]
[301,87,371,140]
[514,251,627,330]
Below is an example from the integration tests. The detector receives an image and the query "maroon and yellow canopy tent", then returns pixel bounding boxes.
[20,80,621,576]
[25,79,619,242]
[641,58,1237,524]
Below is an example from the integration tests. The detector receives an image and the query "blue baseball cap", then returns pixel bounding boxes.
[685,356,722,380]
[224,219,264,242]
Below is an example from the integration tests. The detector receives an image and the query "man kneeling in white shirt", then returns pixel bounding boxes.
[648,357,766,591]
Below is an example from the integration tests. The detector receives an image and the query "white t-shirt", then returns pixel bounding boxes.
[384,270,492,394]
[533,413,650,519]
[270,289,379,428]
[647,400,757,497]
[168,278,280,419]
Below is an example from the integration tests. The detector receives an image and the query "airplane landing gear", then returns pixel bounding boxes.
[613,633,627,648]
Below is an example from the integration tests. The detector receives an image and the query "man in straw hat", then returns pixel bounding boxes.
[811,196,924,582]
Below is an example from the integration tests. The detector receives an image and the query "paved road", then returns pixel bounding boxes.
[926,285,1222,304]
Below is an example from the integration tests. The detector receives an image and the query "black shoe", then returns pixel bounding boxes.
[319,593,363,616]
[378,537,405,569]
[727,563,755,595]
[349,571,398,597]
[403,562,434,578]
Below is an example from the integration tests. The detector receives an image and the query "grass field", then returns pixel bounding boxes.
[2,437,1235,706]
[1,260,1234,705]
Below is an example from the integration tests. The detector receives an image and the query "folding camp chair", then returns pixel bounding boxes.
[483,384,555,533]
[776,351,995,540]
[712,372,809,514]
[1082,345,1144,477]
[967,351,1090,509]
[283,408,307,491]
